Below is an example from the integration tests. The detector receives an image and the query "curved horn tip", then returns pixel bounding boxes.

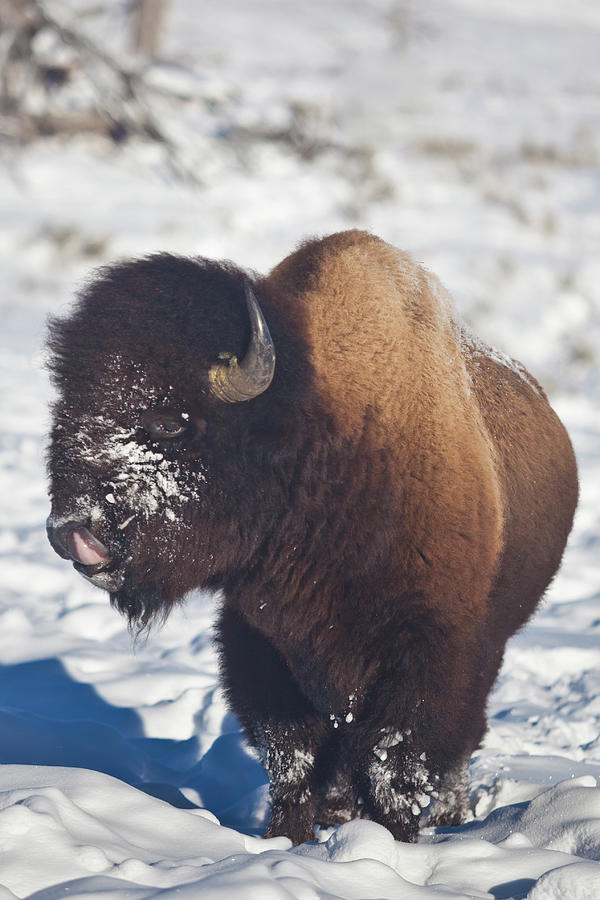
[208,280,276,403]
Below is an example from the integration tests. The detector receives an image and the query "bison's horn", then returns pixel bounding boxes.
[208,281,276,403]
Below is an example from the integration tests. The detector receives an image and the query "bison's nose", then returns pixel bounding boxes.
[46,517,110,568]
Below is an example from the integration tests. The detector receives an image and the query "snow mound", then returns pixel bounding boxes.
[1,768,600,898]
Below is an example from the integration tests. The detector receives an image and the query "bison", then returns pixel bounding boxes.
[46,230,578,844]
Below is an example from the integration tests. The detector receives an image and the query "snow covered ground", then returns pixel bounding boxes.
[0,0,599,896]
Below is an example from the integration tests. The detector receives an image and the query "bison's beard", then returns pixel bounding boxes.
[104,521,206,633]
[110,578,183,633]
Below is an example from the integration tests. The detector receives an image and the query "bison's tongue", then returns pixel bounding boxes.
[67,527,110,567]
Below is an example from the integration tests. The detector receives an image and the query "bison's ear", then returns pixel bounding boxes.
[208,282,276,403]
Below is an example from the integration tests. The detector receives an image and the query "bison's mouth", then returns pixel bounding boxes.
[46,517,126,591]
[47,513,174,628]
[74,560,126,592]
[65,525,109,566]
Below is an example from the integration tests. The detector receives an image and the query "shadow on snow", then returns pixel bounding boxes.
[0,657,268,834]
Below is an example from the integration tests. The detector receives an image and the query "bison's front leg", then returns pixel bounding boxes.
[360,728,441,842]
[352,613,487,840]
[260,722,317,844]
[216,606,322,844]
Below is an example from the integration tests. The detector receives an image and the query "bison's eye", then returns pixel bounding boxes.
[142,412,189,440]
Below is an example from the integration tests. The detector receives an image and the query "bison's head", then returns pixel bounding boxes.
[46,254,308,629]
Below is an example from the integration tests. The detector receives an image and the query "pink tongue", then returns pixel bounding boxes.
[68,527,109,566]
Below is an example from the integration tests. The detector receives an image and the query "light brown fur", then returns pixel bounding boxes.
[263,230,507,632]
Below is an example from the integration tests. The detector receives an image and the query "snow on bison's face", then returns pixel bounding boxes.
[45,254,299,628]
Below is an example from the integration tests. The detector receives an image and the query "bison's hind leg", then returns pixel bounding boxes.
[264,726,364,842]
[314,764,361,827]
[424,756,471,828]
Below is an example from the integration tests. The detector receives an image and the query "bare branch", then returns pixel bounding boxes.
[0,0,198,183]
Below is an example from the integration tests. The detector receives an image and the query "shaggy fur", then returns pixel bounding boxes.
[46,230,578,844]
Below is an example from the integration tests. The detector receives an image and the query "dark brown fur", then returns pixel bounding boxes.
[46,231,578,844]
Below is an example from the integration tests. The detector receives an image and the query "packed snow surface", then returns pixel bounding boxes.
[1,0,599,897]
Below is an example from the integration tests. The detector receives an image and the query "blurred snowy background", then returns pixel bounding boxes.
[3,0,600,395]
[1,1,599,897]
